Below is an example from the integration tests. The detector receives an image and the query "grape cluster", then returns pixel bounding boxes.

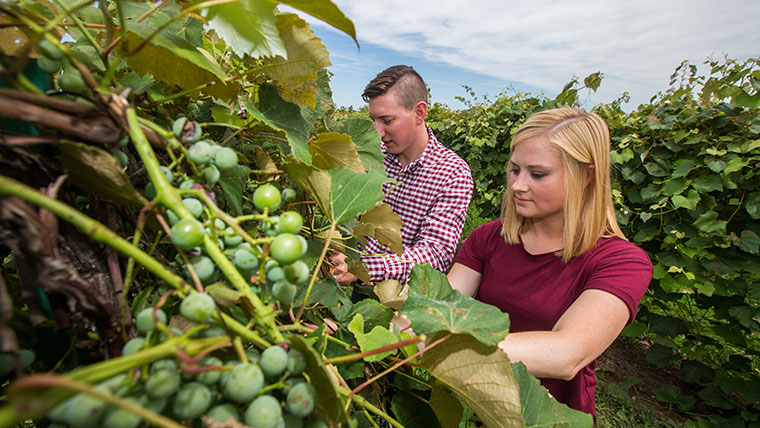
[36,39,87,94]
[45,344,325,428]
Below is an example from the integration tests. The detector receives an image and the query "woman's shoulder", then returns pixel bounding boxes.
[468,219,503,239]
[591,237,652,266]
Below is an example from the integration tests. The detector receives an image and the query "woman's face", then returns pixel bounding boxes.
[508,135,565,224]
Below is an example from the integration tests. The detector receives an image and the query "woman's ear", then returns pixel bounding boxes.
[585,164,595,186]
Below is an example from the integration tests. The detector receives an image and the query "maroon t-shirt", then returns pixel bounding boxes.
[454,220,652,417]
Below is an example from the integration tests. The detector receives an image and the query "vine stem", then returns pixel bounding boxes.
[324,335,425,365]
[338,387,404,428]
[295,222,336,322]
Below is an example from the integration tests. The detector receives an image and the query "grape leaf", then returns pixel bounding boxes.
[511,362,594,427]
[281,158,331,215]
[278,0,357,45]
[373,279,407,310]
[264,13,332,108]
[401,264,510,347]
[353,203,403,255]
[330,168,389,224]
[309,132,364,173]
[201,0,285,58]
[420,333,524,428]
[347,313,397,362]
[246,85,311,164]
[340,117,385,172]
[429,384,464,428]
[391,391,443,428]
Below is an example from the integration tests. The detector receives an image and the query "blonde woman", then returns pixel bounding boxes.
[448,107,652,418]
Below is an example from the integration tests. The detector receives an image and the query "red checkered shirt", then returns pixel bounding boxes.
[359,127,473,283]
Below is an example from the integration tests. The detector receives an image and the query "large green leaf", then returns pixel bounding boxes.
[341,117,385,172]
[123,23,238,100]
[264,13,331,108]
[329,168,388,224]
[347,313,397,362]
[278,0,357,44]
[309,132,364,173]
[511,363,594,427]
[247,85,311,163]
[201,0,285,58]
[401,264,510,347]
[391,391,443,428]
[281,157,331,215]
[420,333,524,428]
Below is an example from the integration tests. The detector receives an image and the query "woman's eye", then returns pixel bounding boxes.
[531,172,546,179]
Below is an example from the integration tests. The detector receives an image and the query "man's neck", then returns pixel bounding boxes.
[397,125,430,167]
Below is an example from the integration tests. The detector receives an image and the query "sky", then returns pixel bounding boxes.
[290,0,760,111]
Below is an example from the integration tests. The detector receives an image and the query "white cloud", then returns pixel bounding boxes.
[317,0,760,107]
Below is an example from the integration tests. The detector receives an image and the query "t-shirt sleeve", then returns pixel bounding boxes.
[453,220,499,273]
[584,241,653,324]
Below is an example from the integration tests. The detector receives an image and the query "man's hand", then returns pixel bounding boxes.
[329,252,359,285]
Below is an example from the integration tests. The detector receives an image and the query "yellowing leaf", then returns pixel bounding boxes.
[278,0,357,44]
[266,13,332,108]
[421,334,524,428]
[355,203,403,255]
[373,279,406,310]
[201,0,286,58]
[309,132,364,173]
[282,157,331,215]
[430,384,464,428]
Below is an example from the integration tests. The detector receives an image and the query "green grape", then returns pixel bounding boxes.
[182,198,203,218]
[58,68,86,93]
[282,188,297,203]
[179,179,195,190]
[172,117,188,139]
[287,350,306,375]
[234,248,259,271]
[150,359,177,373]
[245,348,262,365]
[0,354,12,378]
[37,55,61,74]
[122,337,145,356]
[297,235,308,257]
[166,209,180,226]
[160,165,173,183]
[284,260,309,285]
[277,211,303,234]
[222,362,264,403]
[201,326,227,338]
[40,39,65,60]
[170,218,204,250]
[224,227,243,247]
[214,147,238,170]
[205,403,240,423]
[267,266,285,282]
[144,182,156,200]
[187,255,216,283]
[270,234,303,265]
[172,382,212,420]
[180,293,215,323]
[286,382,316,418]
[253,184,282,211]
[196,356,223,385]
[284,414,304,428]
[201,164,220,186]
[47,398,70,423]
[188,141,213,164]
[244,395,283,428]
[144,395,168,414]
[304,418,328,428]
[62,392,106,427]
[112,150,128,168]
[102,398,143,428]
[145,366,181,399]
[16,349,34,368]
[173,117,202,144]
[272,280,297,305]
[135,307,167,333]
[260,345,288,378]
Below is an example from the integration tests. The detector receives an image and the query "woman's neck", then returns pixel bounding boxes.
[520,218,563,255]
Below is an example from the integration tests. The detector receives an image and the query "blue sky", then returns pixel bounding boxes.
[291,0,760,112]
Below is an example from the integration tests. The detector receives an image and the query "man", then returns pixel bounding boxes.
[331,65,473,284]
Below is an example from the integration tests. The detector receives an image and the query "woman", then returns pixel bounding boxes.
[448,107,652,418]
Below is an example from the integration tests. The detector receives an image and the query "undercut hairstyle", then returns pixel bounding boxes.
[362,65,428,109]
[501,107,626,262]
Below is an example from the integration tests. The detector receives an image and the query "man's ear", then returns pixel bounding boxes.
[414,101,428,125]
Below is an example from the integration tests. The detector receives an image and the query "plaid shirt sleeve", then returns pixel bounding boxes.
[360,162,473,283]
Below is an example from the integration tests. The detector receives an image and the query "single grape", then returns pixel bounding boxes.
[145,367,181,399]
[112,150,128,168]
[166,209,180,226]
[234,248,260,271]
[260,345,288,378]
[201,326,227,338]
[16,349,35,368]
[284,414,304,428]
[287,350,306,375]
[282,188,297,203]
[144,395,168,414]
[39,39,65,60]
[144,182,156,200]
[304,418,328,428]
[135,307,167,333]
[187,255,216,283]
[214,147,238,170]
[278,211,303,234]
[224,227,243,247]
[58,68,86,93]
[272,280,297,305]
[284,260,309,285]
[170,218,204,250]
[122,337,145,356]
[205,403,240,423]
[201,164,220,186]
[286,382,316,418]
[172,382,212,420]
[188,141,213,164]
[37,55,61,74]
[196,356,223,385]
[172,117,188,139]
[253,184,282,211]
[179,179,195,190]
[222,363,264,403]
[246,348,262,365]
[180,293,215,323]
[297,235,308,257]
[244,395,283,428]
[270,234,303,265]
[150,359,177,373]
[160,165,173,183]
[61,392,106,427]
[182,198,203,218]
[102,397,143,428]
[267,266,285,283]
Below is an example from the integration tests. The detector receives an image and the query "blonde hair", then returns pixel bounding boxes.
[501,107,626,261]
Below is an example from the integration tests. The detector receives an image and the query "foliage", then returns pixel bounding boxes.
[0,1,591,428]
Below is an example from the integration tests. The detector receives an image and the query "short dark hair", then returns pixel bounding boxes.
[362,65,428,109]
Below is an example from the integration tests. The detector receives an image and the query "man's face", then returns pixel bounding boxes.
[368,90,423,159]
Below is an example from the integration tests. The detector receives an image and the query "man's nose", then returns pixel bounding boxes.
[373,120,385,137]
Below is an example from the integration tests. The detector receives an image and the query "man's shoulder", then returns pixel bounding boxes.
[426,141,471,176]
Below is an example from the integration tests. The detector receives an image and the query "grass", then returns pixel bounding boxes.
[596,377,682,428]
